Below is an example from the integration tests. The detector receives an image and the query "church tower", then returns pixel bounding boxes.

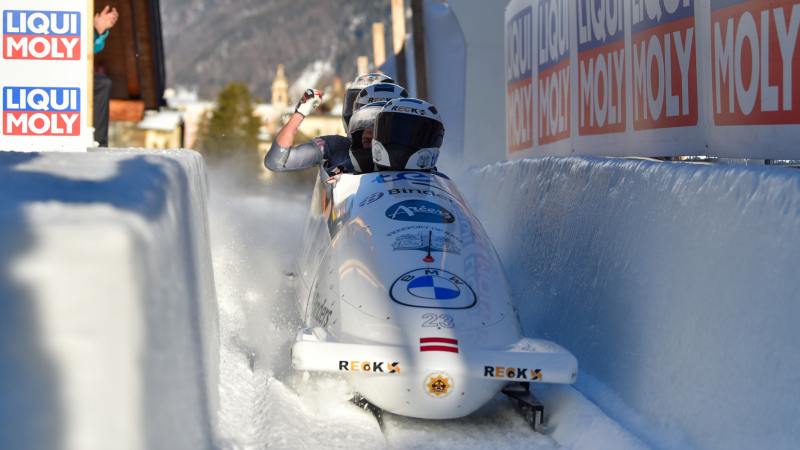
[269,64,290,134]
[271,64,289,110]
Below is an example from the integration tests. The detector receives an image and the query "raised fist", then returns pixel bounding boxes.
[295,89,323,117]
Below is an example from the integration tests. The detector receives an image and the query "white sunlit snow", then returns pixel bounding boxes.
[2,150,798,449]
[205,165,649,450]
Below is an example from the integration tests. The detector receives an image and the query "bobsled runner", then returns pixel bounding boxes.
[290,167,577,427]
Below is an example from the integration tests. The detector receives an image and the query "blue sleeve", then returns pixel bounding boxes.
[94,30,109,54]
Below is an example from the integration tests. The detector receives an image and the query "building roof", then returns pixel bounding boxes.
[138,111,182,131]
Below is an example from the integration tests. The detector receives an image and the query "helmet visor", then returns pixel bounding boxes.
[375,113,444,149]
[348,103,384,136]
[342,89,360,126]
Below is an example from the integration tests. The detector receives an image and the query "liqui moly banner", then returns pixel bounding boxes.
[506,0,800,160]
[1,1,89,151]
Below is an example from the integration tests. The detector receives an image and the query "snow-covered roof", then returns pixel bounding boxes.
[137,110,183,131]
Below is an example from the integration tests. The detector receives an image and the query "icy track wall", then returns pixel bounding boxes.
[465,157,800,450]
[0,149,218,450]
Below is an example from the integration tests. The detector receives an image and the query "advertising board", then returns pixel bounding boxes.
[506,0,800,159]
[1,1,90,151]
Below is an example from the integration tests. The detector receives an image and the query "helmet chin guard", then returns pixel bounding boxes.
[371,141,440,171]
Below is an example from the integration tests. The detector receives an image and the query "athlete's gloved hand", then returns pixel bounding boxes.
[295,89,323,117]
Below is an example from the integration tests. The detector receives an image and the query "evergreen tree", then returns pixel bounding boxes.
[197,81,262,164]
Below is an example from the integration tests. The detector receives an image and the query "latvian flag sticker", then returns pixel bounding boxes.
[420,337,458,353]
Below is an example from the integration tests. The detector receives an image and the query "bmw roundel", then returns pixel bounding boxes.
[390,269,476,309]
[385,200,455,224]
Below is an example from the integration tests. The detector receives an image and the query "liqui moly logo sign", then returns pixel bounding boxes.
[3,11,81,60]
[507,6,533,152]
[711,0,800,125]
[3,87,81,136]
[631,0,698,130]
[538,0,570,144]
[578,0,626,136]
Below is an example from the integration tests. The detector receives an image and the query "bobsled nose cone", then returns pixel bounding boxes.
[350,369,506,420]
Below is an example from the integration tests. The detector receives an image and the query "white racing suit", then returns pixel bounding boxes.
[264,135,354,173]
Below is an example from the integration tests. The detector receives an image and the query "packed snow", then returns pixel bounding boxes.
[0,149,217,450]
[2,150,799,449]
[464,156,800,450]
[205,163,649,449]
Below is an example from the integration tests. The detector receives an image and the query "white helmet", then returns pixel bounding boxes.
[372,98,445,172]
[342,73,395,131]
[352,83,408,115]
[348,102,387,173]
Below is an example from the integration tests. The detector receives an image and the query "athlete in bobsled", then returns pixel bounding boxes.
[264,73,397,174]
[371,98,445,172]
[346,84,411,174]
[290,96,578,430]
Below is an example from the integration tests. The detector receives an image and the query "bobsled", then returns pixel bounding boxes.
[290,167,577,422]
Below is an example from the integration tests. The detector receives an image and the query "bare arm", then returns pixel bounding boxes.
[275,112,304,148]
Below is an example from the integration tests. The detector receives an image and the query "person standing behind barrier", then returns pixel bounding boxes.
[93,5,118,147]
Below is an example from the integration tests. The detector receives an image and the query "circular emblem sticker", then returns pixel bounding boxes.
[424,372,453,398]
[390,269,476,309]
[358,191,384,207]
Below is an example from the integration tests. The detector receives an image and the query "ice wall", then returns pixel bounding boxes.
[464,157,800,450]
[0,149,218,450]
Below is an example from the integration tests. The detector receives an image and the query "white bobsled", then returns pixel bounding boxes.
[291,167,577,420]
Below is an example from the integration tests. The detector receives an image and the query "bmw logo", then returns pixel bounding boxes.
[390,268,476,309]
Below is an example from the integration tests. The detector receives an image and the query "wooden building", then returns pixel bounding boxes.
[93,0,166,123]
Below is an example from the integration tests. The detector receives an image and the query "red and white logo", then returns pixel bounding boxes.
[3,10,81,60]
[3,87,81,136]
[420,337,459,353]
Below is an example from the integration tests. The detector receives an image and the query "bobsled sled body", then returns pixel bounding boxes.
[291,168,577,419]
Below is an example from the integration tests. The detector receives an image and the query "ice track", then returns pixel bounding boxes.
[207,170,645,449]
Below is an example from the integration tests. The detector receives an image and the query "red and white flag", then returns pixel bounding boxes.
[420,337,458,353]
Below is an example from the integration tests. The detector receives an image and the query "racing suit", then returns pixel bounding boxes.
[264,135,354,173]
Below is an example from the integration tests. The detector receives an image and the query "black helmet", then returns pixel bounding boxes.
[348,102,386,173]
[372,98,444,171]
[342,74,395,131]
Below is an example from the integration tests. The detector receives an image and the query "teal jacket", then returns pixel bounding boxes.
[94,29,109,54]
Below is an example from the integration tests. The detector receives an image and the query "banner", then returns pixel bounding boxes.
[1,1,90,151]
[506,0,800,159]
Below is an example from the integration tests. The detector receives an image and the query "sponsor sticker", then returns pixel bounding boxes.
[390,268,477,309]
[358,191,384,207]
[386,225,462,242]
[387,186,458,205]
[392,230,461,254]
[372,171,432,184]
[483,366,543,381]
[425,372,453,398]
[385,200,455,224]
[310,295,333,327]
[3,87,80,136]
[3,10,81,60]
[339,361,400,373]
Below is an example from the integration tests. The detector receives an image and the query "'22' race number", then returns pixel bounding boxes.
[373,172,431,183]
[422,313,454,328]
